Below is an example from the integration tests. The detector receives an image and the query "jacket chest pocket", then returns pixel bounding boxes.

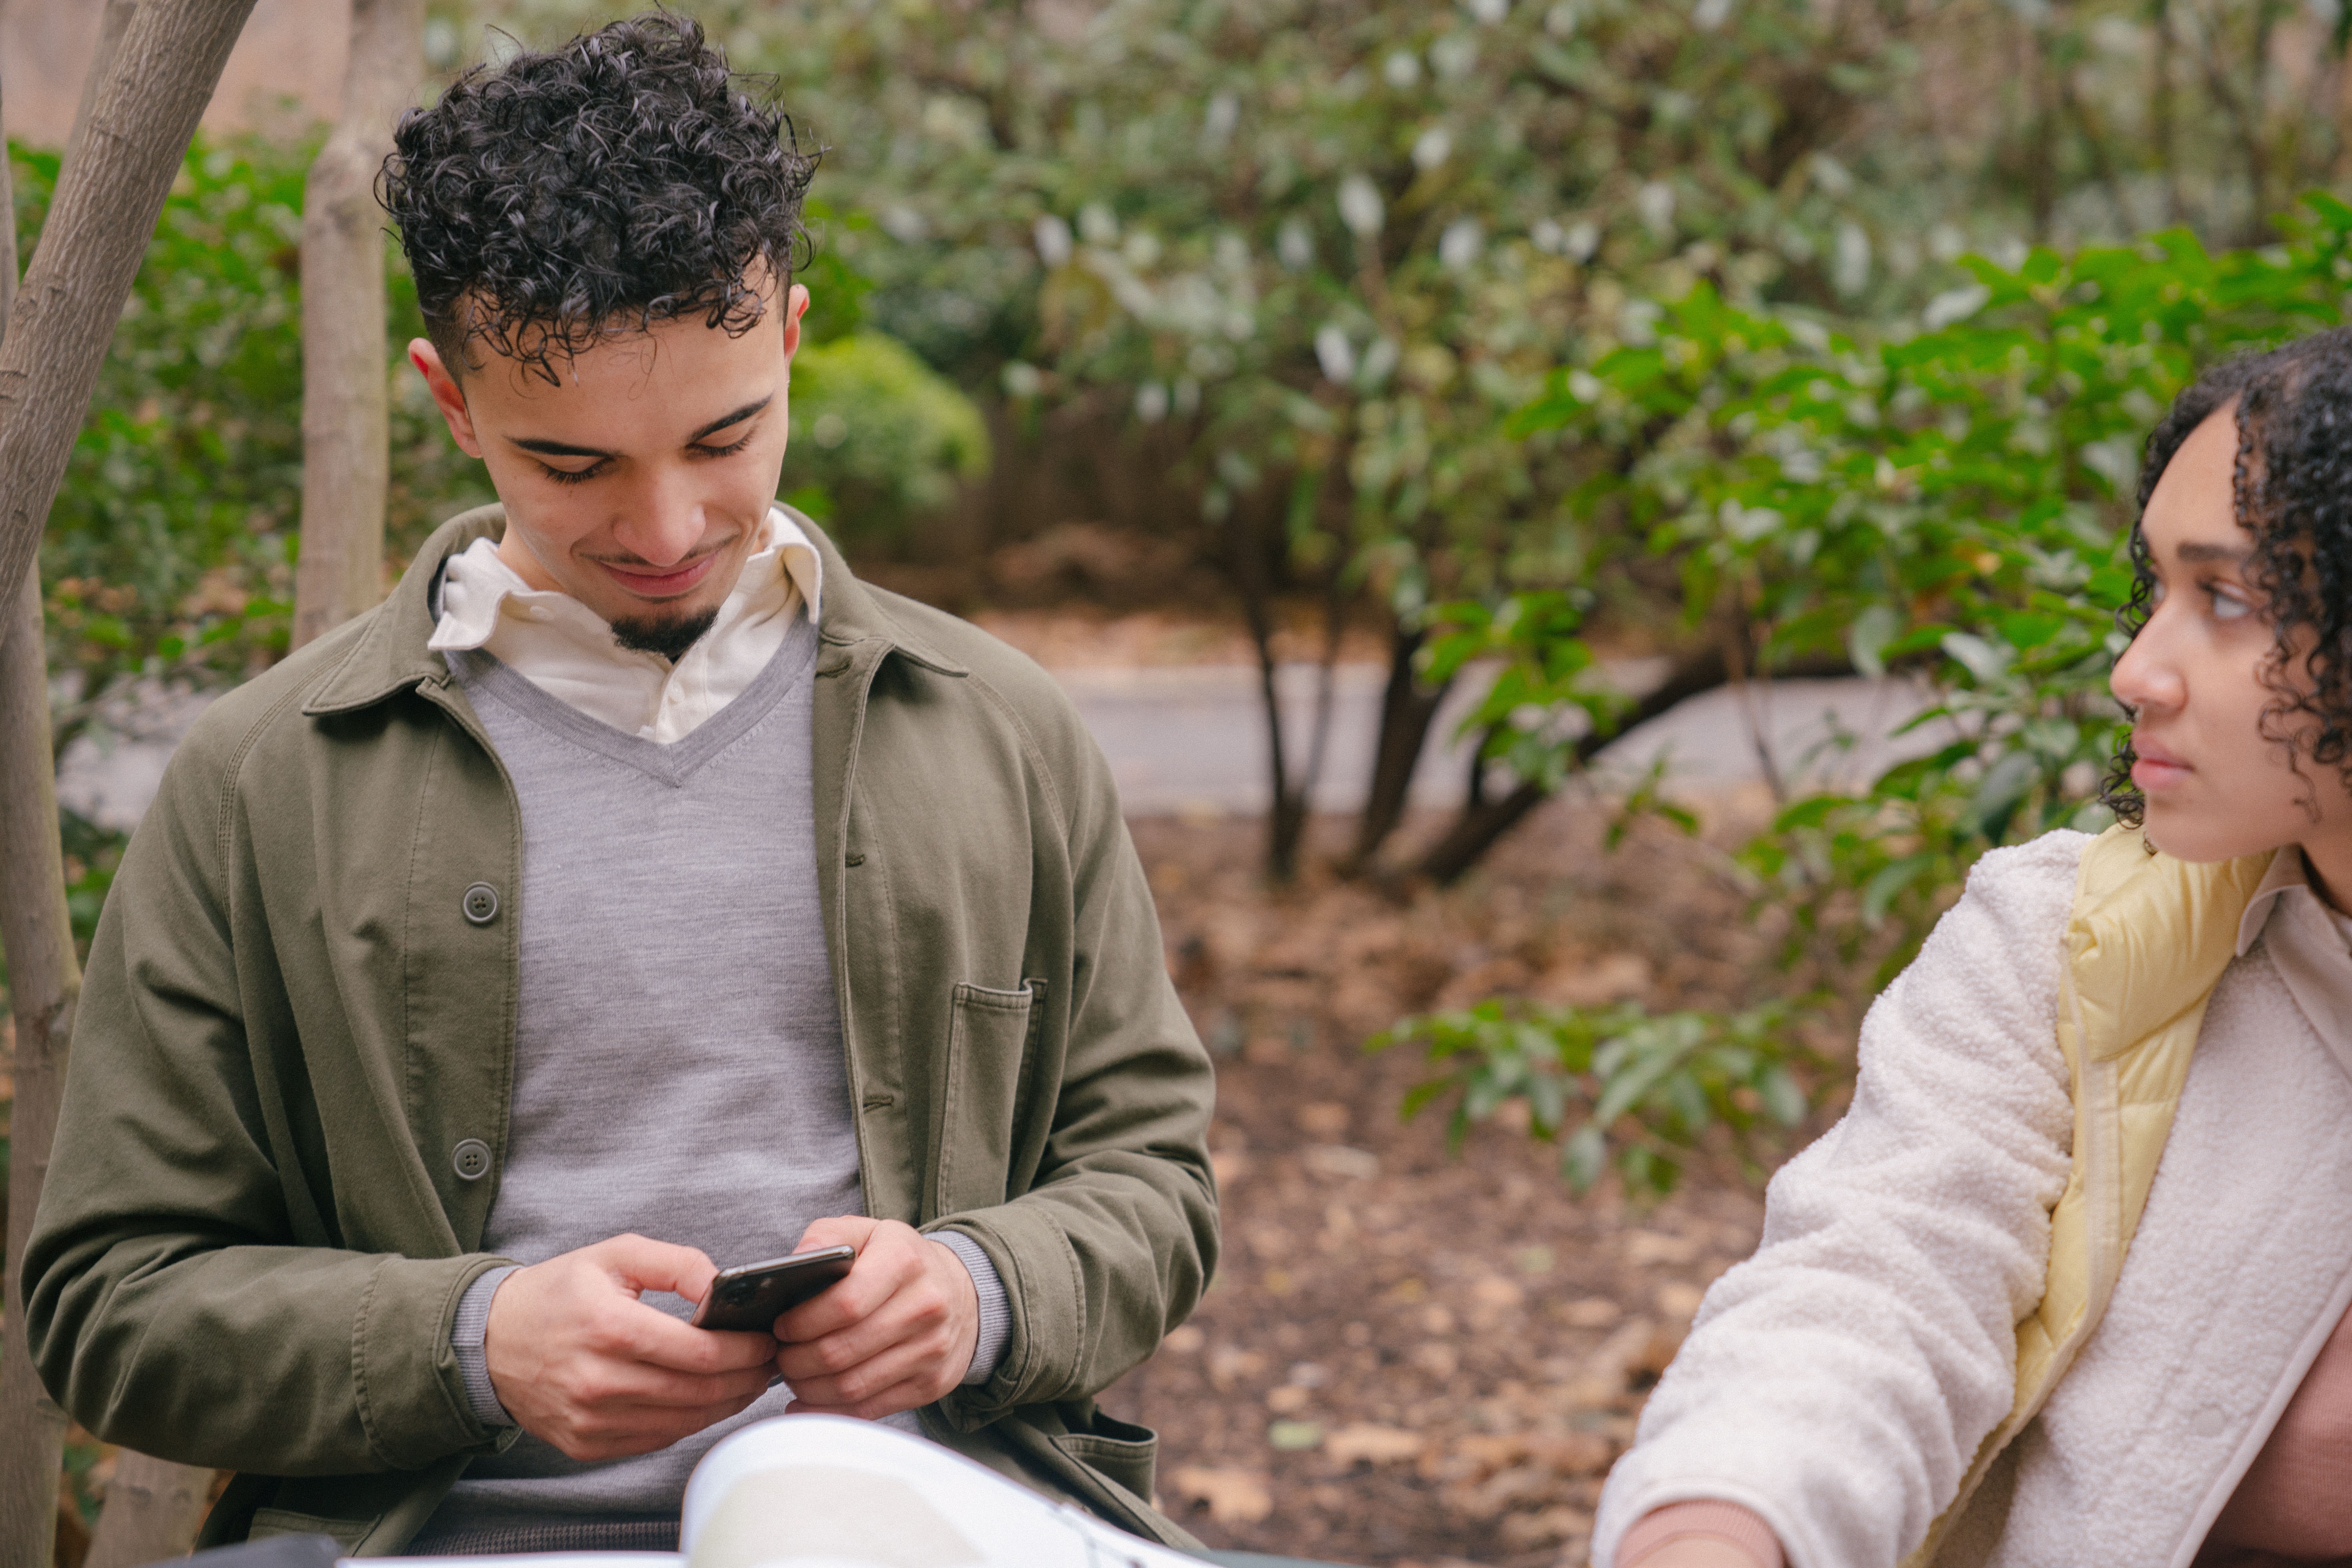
[929,981,1042,1217]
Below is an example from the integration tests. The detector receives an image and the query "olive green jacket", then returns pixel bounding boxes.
[24,510,1219,1553]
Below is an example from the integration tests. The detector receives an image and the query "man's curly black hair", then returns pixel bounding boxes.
[381,12,816,385]
[2103,326,2352,826]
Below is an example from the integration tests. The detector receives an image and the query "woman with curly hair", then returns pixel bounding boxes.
[1594,327,2352,1568]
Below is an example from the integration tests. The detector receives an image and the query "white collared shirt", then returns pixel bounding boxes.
[428,506,825,744]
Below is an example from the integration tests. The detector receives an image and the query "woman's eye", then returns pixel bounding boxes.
[2209,584,2253,621]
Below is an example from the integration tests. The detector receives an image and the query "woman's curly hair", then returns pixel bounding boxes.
[2103,326,2352,826]
[381,12,816,384]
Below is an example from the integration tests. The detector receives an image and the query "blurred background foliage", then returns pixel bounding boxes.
[23,0,2352,1189]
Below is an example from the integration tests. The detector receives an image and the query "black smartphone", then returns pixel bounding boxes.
[690,1244,857,1332]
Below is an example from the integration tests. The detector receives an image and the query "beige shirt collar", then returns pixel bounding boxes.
[426,506,824,744]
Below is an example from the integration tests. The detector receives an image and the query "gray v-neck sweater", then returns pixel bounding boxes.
[412,615,998,1551]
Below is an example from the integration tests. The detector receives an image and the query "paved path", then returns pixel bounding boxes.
[1056,662,1945,816]
[56,662,1951,833]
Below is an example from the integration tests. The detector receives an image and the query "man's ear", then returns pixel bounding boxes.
[409,338,484,459]
[781,284,811,364]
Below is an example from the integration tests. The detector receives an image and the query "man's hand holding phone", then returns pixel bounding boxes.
[769,1216,981,1421]
[483,1233,780,1461]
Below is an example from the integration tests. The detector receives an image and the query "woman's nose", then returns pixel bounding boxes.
[2111,611,2185,717]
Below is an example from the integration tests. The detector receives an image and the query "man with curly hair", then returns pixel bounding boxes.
[22,14,1216,1555]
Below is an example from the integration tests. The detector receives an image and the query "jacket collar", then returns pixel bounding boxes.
[302,504,963,718]
[2239,845,2318,956]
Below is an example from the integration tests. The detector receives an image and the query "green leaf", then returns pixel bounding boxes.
[1847,603,1903,679]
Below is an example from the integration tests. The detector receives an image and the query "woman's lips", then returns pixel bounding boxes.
[595,553,717,599]
[2131,739,2191,792]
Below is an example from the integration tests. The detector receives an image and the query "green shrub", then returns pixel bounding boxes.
[782,331,991,544]
[1392,196,2352,1196]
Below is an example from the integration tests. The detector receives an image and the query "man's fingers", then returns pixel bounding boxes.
[593,1232,722,1304]
[773,1222,922,1343]
[773,1296,952,1408]
[633,1310,779,1375]
[544,1390,768,1462]
[548,1350,776,1412]
[791,1214,881,1256]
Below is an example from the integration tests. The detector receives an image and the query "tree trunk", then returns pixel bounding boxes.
[0,6,120,1550]
[1348,621,1452,869]
[0,6,255,1563]
[292,0,425,649]
[0,573,74,1568]
[81,1455,209,1568]
[0,0,260,622]
[2020,9,2056,242]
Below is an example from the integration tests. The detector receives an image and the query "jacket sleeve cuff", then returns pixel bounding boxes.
[933,1231,1011,1387]
[1617,1501,1785,1568]
[451,1265,519,1428]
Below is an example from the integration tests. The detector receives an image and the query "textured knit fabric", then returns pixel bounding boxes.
[400,1514,678,1555]
[426,505,823,742]
[936,1230,1014,1385]
[448,1264,514,1428]
[1594,830,2352,1568]
[421,614,915,1540]
[1618,1499,1785,1567]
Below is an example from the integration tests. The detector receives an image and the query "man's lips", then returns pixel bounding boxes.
[592,553,718,599]
[2131,737,2191,791]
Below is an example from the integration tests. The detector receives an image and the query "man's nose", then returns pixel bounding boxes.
[612,468,705,566]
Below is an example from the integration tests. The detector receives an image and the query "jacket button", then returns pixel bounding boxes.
[451,1139,493,1181]
[461,884,500,925]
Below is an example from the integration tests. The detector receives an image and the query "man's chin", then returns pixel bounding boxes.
[609,604,720,662]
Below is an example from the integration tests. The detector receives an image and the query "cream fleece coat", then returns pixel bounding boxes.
[1594,830,2352,1568]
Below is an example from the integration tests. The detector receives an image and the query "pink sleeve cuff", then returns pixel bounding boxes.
[1618,1500,1786,1568]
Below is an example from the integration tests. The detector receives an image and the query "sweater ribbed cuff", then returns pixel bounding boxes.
[452,1265,521,1429]
[1617,1501,1784,1568]
[933,1231,1012,1387]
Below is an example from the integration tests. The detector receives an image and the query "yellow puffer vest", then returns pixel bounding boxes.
[1901,826,2276,1567]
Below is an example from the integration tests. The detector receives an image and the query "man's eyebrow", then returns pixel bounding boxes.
[510,437,613,459]
[503,396,773,460]
[690,396,772,443]
[2174,541,2252,564]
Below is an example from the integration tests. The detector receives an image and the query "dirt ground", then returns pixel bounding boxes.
[1096,796,1817,1568]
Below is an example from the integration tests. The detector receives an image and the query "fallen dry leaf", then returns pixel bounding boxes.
[1624,1229,1703,1267]
[1524,1431,1614,1475]
[1655,1280,1707,1321]
[1266,1385,1313,1415]
[1323,1423,1426,1465]
[1470,1276,1526,1311]
[1207,1345,1267,1391]
[1169,1465,1274,1525]
[1412,1341,1459,1379]
[1499,1503,1591,1550]
[1295,1100,1352,1138]
[1560,1296,1621,1329]
[1303,1143,1380,1180]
